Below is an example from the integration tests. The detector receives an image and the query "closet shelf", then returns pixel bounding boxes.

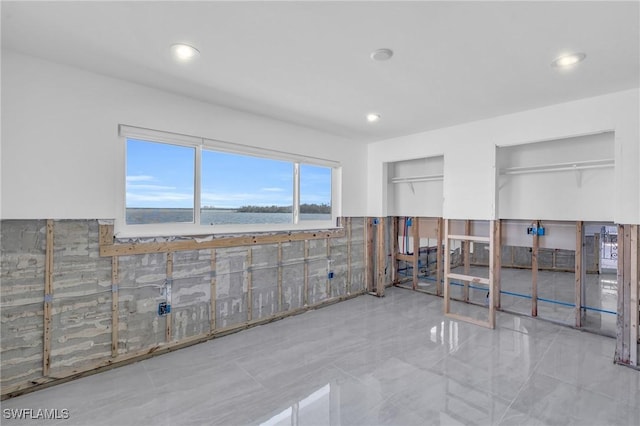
[499,158,614,176]
[390,174,444,184]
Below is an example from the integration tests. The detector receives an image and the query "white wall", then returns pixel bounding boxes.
[1,51,367,220]
[367,88,640,224]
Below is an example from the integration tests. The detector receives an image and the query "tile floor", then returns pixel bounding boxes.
[2,287,638,426]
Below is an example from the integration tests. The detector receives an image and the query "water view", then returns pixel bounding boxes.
[126,208,331,225]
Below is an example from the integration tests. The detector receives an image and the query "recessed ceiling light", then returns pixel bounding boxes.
[370,48,393,61]
[552,52,586,69]
[171,43,200,62]
[367,113,381,123]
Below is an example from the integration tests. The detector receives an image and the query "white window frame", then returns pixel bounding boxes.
[116,125,341,238]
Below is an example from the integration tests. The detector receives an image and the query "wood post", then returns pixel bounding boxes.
[443,219,451,315]
[304,240,309,305]
[277,243,283,312]
[391,217,398,285]
[376,217,386,297]
[532,220,539,317]
[247,248,253,321]
[165,252,173,342]
[493,220,502,310]
[575,221,583,327]
[43,219,54,376]
[463,220,471,302]
[366,218,374,293]
[111,256,119,357]
[630,225,638,366]
[326,238,331,298]
[616,224,630,364]
[412,217,419,290]
[210,249,216,332]
[436,217,443,296]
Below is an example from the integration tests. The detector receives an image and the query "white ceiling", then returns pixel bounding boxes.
[2,1,639,143]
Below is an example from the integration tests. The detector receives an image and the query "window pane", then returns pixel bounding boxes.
[126,139,195,224]
[300,164,332,221]
[201,150,293,225]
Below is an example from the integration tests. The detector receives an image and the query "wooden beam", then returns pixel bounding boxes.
[111,257,119,357]
[277,243,283,312]
[447,235,491,243]
[210,249,216,332]
[326,238,331,298]
[488,220,496,329]
[532,220,539,317]
[165,252,173,343]
[630,224,638,366]
[304,240,309,305]
[575,221,583,328]
[247,248,253,321]
[447,273,490,286]
[366,218,374,293]
[493,220,502,310]
[376,217,385,297]
[391,217,398,285]
[616,224,627,363]
[436,218,443,297]
[412,217,419,290]
[99,224,114,246]
[100,229,345,257]
[346,218,352,294]
[463,220,471,302]
[396,253,414,262]
[443,219,451,314]
[43,219,54,376]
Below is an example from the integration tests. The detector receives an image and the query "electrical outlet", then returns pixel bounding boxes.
[158,302,171,316]
[328,271,334,279]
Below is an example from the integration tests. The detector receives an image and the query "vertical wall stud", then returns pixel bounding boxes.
[376,217,386,296]
[436,217,444,296]
[304,240,309,305]
[443,219,451,314]
[575,221,584,328]
[532,220,539,317]
[277,243,283,312]
[43,219,54,376]
[347,218,352,294]
[111,256,119,357]
[326,238,331,298]
[630,225,638,366]
[165,252,173,342]
[366,218,374,293]
[210,249,216,333]
[247,248,253,321]
[488,220,497,328]
[412,217,420,290]
[493,220,502,310]
[463,220,471,301]
[391,217,398,285]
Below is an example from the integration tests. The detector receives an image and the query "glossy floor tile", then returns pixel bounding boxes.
[2,287,638,426]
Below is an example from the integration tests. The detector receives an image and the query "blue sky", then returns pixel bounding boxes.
[126,139,331,209]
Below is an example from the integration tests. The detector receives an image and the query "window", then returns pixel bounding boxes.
[120,125,339,236]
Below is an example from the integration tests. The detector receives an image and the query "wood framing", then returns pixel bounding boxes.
[247,248,253,321]
[326,238,331,298]
[436,218,443,296]
[365,218,374,292]
[412,217,419,290]
[532,220,539,317]
[444,219,496,329]
[575,221,583,327]
[346,218,352,294]
[630,225,638,366]
[492,220,502,310]
[43,219,54,376]
[391,217,398,285]
[304,240,309,305]
[111,256,119,357]
[463,220,471,302]
[277,243,283,312]
[210,249,216,332]
[165,252,173,342]
[99,227,345,257]
[616,224,631,364]
[375,217,386,297]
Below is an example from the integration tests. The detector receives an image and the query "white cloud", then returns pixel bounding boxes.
[126,175,154,182]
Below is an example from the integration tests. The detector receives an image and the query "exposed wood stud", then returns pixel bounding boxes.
[575,221,583,328]
[532,220,539,317]
[630,225,638,366]
[111,256,119,357]
[436,218,443,296]
[165,252,173,343]
[488,220,496,329]
[463,220,471,302]
[366,218,374,293]
[247,248,253,321]
[277,243,283,312]
[346,218,352,294]
[100,229,345,257]
[616,224,626,363]
[412,217,419,290]
[99,224,114,246]
[391,217,398,285]
[43,219,54,376]
[494,220,502,310]
[326,238,331,298]
[304,240,309,305]
[443,219,450,314]
[210,249,216,332]
[376,217,386,296]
